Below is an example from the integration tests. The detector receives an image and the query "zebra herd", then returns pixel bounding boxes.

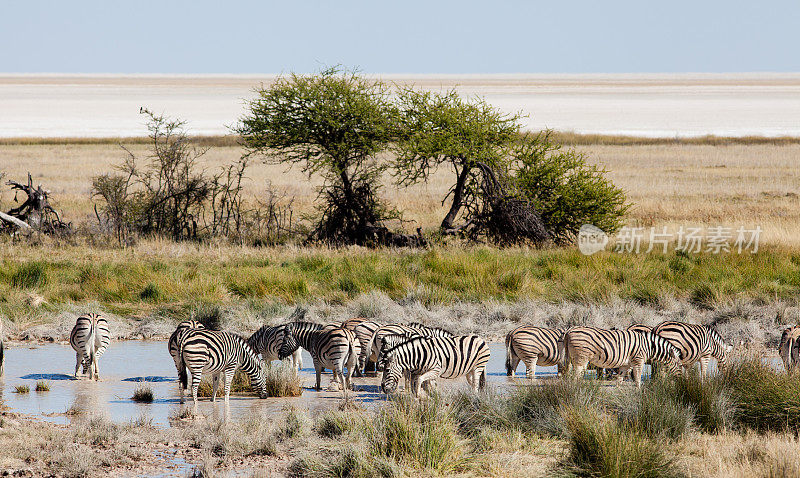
[506,321,734,385]
[56,313,769,413]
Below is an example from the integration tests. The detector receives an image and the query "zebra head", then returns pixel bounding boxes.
[380,354,402,394]
[377,334,410,371]
[278,323,299,361]
[710,329,732,369]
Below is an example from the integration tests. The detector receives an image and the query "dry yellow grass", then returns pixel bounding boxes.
[1,140,799,245]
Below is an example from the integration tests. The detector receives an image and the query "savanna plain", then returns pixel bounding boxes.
[2,136,800,477]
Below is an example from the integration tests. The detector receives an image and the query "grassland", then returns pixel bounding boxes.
[2,137,800,245]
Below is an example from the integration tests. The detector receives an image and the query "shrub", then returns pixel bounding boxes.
[11,262,47,289]
[139,283,160,302]
[563,407,680,478]
[315,410,361,438]
[450,388,513,435]
[131,384,154,403]
[512,131,629,245]
[290,448,400,478]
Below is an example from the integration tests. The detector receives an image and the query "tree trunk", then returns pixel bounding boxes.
[441,163,471,231]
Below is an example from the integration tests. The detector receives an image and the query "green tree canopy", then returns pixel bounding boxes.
[393,89,520,232]
[236,67,401,245]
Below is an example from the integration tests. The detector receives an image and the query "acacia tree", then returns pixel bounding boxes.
[393,89,519,233]
[236,67,405,246]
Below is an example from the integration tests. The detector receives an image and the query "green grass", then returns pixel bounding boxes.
[14,385,30,394]
[1,245,799,318]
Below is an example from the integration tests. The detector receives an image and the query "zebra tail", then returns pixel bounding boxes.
[87,320,97,373]
[505,336,513,376]
[479,368,486,390]
[177,344,188,390]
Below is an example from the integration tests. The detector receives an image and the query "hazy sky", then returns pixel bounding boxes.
[2,0,799,74]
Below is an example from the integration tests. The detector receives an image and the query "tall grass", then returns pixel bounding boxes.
[671,372,733,433]
[609,377,695,441]
[563,407,681,478]
[720,357,800,433]
[368,395,466,475]
[508,379,602,437]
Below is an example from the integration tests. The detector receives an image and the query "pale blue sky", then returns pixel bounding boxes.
[2,0,798,73]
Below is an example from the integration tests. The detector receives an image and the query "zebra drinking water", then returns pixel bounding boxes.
[247,324,304,373]
[69,313,110,380]
[341,318,380,376]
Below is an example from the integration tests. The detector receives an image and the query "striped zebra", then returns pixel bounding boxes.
[341,318,381,376]
[779,326,800,371]
[380,335,490,396]
[0,317,4,376]
[652,321,733,376]
[247,324,303,373]
[505,325,565,378]
[168,320,205,389]
[279,322,358,393]
[69,313,111,380]
[370,323,453,372]
[563,327,680,386]
[177,329,267,412]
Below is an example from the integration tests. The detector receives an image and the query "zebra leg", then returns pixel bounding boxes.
[415,370,439,398]
[615,366,629,385]
[631,365,643,387]
[211,373,220,403]
[223,367,235,404]
[699,358,709,378]
[314,362,323,391]
[190,368,202,415]
[291,349,303,374]
[526,356,538,380]
[74,352,82,378]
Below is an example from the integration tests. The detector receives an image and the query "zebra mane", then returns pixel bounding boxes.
[383,334,429,357]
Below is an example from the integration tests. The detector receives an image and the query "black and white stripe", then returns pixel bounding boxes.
[279,322,358,393]
[69,313,111,380]
[370,323,454,372]
[505,325,565,378]
[652,321,732,376]
[406,323,454,338]
[380,335,490,396]
[168,320,205,389]
[563,326,680,386]
[247,324,303,373]
[341,318,381,376]
[177,329,267,411]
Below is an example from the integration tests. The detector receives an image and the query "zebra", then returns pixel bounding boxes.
[177,328,267,413]
[69,313,111,380]
[278,322,358,393]
[370,323,453,372]
[652,321,733,376]
[380,335,490,396]
[0,316,4,376]
[562,326,680,386]
[247,324,303,373]
[505,325,565,379]
[341,318,381,376]
[779,325,800,371]
[168,320,205,390]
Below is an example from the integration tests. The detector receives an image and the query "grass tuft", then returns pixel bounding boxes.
[131,384,154,403]
[14,384,30,394]
[10,262,48,289]
[508,379,602,437]
[35,381,51,392]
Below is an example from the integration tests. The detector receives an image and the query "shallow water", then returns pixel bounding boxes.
[0,341,540,426]
[3,340,772,426]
